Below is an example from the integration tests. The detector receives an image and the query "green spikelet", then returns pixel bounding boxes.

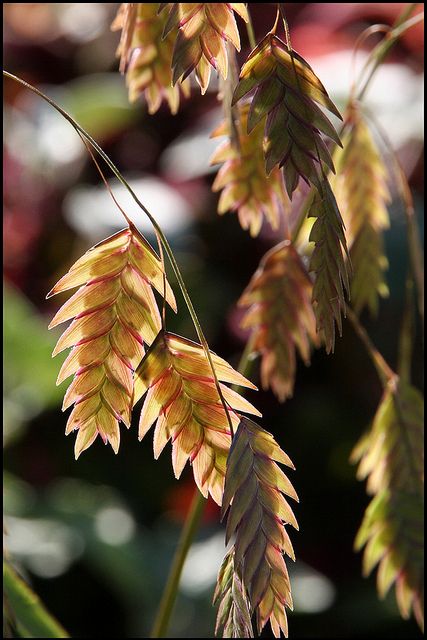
[308,180,350,353]
[112,3,190,114]
[133,330,260,505]
[160,3,249,94]
[352,380,424,631]
[333,106,390,315]
[232,33,342,198]
[221,417,298,638]
[213,549,254,638]
[238,240,318,401]
[210,104,288,237]
[47,224,176,459]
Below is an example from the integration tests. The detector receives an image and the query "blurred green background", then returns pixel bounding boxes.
[3,3,424,638]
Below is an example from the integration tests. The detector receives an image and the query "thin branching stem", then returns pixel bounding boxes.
[2,70,234,437]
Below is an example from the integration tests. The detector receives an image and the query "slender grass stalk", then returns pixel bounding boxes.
[245,6,257,50]
[2,70,235,437]
[3,562,70,638]
[149,490,206,638]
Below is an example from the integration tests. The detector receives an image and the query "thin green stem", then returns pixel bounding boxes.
[3,561,70,638]
[245,6,257,49]
[346,308,396,388]
[3,69,234,436]
[356,5,422,101]
[150,490,206,638]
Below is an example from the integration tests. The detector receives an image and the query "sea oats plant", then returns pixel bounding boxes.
[3,3,424,638]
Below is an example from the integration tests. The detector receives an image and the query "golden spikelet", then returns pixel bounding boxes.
[232,33,342,197]
[221,417,298,638]
[133,330,260,505]
[111,3,138,74]
[351,380,424,631]
[333,107,390,316]
[213,549,254,638]
[159,3,249,94]
[47,224,176,459]
[112,3,190,114]
[238,240,318,401]
[210,104,288,237]
[308,180,350,354]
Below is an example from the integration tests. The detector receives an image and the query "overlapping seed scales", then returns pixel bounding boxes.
[160,3,248,94]
[221,417,298,638]
[332,108,390,316]
[352,382,424,631]
[48,225,175,459]
[239,240,318,400]
[213,549,254,638]
[133,330,259,504]
[112,3,190,114]
[210,104,289,237]
[308,180,350,354]
[232,33,342,198]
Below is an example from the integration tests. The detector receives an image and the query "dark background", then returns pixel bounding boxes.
[3,3,424,638]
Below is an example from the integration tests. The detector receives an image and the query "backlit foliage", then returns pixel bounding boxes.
[159,3,249,94]
[308,180,350,353]
[112,3,190,114]
[48,225,175,458]
[232,32,342,197]
[352,380,424,631]
[133,330,260,505]
[239,240,317,401]
[333,105,390,315]
[210,104,288,237]
[221,417,298,638]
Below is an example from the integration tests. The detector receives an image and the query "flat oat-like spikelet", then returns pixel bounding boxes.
[210,104,288,237]
[232,33,342,198]
[309,180,350,354]
[352,381,424,631]
[47,224,176,459]
[333,108,390,316]
[221,417,298,638]
[213,548,254,638]
[133,330,260,505]
[159,3,249,94]
[238,240,318,401]
[112,3,190,114]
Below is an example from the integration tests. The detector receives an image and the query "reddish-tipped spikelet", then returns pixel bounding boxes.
[213,549,254,638]
[238,240,318,401]
[333,107,390,316]
[308,180,350,354]
[133,330,260,505]
[159,3,249,94]
[47,224,176,459]
[112,3,190,114]
[352,380,424,631]
[221,417,298,638]
[210,104,288,237]
[232,33,342,197]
